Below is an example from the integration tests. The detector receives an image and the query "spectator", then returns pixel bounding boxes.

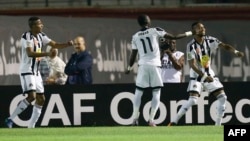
[44,45,68,85]
[39,57,50,84]
[64,36,93,85]
[160,39,185,83]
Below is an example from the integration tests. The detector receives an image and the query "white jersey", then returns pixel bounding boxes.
[20,32,51,75]
[186,35,221,79]
[47,56,68,85]
[161,51,184,83]
[131,27,167,66]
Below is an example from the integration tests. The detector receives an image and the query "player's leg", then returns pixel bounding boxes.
[214,92,227,125]
[5,98,30,128]
[169,80,201,125]
[171,95,198,124]
[28,93,45,128]
[131,88,143,125]
[5,74,35,128]
[206,77,226,126]
[148,66,163,126]
[8,93,33,120]
[28,74,45,128]
[131,65,150,125]
[148,88,161,127]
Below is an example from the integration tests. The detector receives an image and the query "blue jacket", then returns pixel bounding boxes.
[64,50,93,85]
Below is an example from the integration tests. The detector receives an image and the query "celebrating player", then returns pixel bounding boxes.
[168,21,244,126]
[5,16,73,128]
[125,14,194,126]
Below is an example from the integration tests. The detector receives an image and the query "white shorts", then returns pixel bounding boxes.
[136,65,163,89]
[20,72,44,94]
[187,77,223,94]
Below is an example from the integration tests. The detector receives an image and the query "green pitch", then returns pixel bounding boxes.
[0,125,223,141]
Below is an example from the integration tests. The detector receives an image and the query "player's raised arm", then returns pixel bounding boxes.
[164,30,194,40]
[48,40,73,49]
[218,42,244,57]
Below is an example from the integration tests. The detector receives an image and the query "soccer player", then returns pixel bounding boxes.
[125,14,194,126]
[5,16,73,128]
[160,39,185,83]
[168,21,244,126]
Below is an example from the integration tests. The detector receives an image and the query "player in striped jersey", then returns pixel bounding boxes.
[5,16,73,128]
[125,14,194,126]
[168,21,244,126]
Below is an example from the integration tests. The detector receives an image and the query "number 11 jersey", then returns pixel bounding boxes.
[131,27,167,67]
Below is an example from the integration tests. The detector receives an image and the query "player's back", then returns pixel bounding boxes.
[131,27,166,67]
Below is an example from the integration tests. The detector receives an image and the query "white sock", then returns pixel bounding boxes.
[215,93,227,126]
[28,104,42,128]
[9,99,29,120]
[172,96,198,123]
[149,88,161,122]
[132,89,143,120]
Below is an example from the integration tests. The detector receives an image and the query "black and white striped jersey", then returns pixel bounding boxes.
[186,35,221,78]
[20,31,51,75]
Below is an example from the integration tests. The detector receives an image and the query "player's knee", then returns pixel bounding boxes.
[189,92,200,97]
[26,95,36,103]
[189,96,198,105]
[217,93,227,103]
[36,95,45,105]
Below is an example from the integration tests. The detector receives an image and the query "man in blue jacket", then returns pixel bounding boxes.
[64,36,93,84]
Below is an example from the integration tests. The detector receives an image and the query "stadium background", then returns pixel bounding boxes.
[0,0,249,127]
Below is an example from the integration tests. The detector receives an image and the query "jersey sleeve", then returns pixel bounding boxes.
[26,39,33,48]
[208,36,221,51]
[186,44,196,61]
[41,33,52,46]
[155,27,167,37]
[21,32,33,49]
[131,35,137,50]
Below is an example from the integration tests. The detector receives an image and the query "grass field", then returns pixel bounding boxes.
[0,125,223,141]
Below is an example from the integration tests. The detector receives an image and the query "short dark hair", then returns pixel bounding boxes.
[137,14,150,26]
[28,16,40,28]
[191,21,202,29]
